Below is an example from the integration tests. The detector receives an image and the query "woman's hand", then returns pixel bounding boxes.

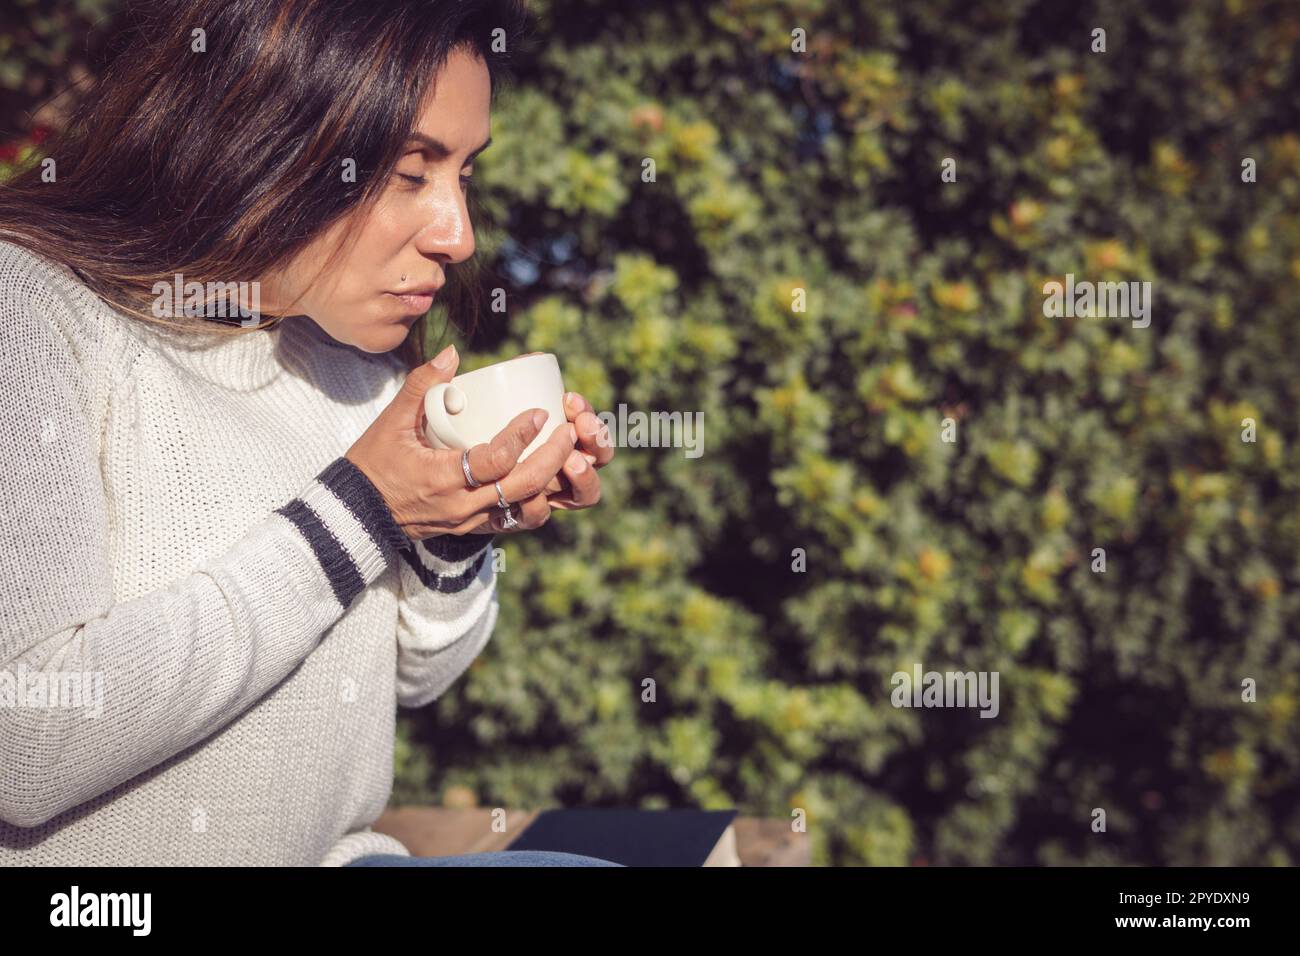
[345,345,578,539]
[544,389,615,511]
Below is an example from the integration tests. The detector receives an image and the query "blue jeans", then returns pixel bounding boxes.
[345,851,624,867]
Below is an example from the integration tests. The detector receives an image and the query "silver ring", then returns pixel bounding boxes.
[461,448,482,489]
[494,480,518,529]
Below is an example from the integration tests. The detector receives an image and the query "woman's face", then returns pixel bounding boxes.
[262,45,492,353]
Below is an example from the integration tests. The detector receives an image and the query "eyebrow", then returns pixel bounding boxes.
[405,133,493,162]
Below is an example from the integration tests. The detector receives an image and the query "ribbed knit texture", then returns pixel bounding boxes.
[0,239,498,866]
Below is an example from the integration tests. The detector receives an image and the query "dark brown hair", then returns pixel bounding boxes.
[0,0,530,370]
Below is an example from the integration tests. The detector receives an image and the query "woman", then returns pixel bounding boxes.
[0,0,619,866]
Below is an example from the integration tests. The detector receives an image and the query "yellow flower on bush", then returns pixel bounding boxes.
[780,688,813,731]
[1201,747,1255,784]
[931,280,980,312]
[558,357,611,411]
[850,126,891,173]
[1009,199,1045,229]
[1180,472,1230,504]
[758,372,832,441]
[1040,487,1072,532]
[998,609,1039,655]
[1103,340,1142,377]
[537,555,602,618]
[610,252,678,314]
[1152,141,1194,197]
[853,488,882,518]
[595,681,628,720]
[878,360,925,402]
[680,590,727,636]
[1044,135,1074,169]
[1021,547,1063,604]
[670,118,720,163]
[627,314,675,363]
[917,547,952,583]
[985,439,1040,487]
[523,296,583,352]
[620,534,674,575]
[1052,73,1085,105]
[550,148,627,215]
[1090,475,1138,521]
[1085,239,1132,273]
[1251,577,1280,600]
[1268,132,1300,168]
[679,319,736,362]
[687,176,757,236]
[1266,692,1297,727]
[706,656,741,696]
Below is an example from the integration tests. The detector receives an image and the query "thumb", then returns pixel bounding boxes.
[392,343,460,421]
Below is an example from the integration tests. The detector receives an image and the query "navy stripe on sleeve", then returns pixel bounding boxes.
[274,497,366,609]
[398,542,492,594]
[315,456,411,558]
[421,533,496,563]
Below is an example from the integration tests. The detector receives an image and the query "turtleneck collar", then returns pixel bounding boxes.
[125,313,366,392]
[121,314,286,390]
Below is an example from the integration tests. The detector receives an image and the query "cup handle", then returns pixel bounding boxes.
[423,383,470,449]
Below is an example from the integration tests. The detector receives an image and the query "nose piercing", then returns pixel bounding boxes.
[401,274,407,282]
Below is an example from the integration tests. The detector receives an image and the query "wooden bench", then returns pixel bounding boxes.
[374,807,810,866]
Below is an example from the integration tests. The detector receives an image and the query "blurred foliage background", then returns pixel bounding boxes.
[5,0,1299,865]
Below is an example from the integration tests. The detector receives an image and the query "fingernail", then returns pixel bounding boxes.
[564,391,575,406]
[432,344,456,370]
[568,423,578,443]
[532,409,548,429]
[582,452,597,465]
[571,455,588,473]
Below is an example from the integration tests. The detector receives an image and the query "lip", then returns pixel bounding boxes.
[390,281,443,296]
[385,287,439,313]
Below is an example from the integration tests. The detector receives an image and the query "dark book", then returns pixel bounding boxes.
[505,808,741,867]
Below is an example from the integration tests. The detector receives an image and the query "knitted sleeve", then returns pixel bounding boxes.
[0,269,408,828]
[392,532,499,708]
[363,350,502,709]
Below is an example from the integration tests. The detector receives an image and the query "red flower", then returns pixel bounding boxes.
[30,126,51,145]
[0,142,19,163]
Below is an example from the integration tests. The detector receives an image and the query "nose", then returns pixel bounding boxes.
[412,178,476,265]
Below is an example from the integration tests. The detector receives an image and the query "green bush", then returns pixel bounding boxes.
[401,0,1300,866]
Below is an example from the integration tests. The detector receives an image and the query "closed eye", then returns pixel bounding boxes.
[396,172,474,190]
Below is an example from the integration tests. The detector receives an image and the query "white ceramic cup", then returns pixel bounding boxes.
[422,352,568,462]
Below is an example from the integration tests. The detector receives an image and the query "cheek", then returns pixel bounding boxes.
[365,193,423,245]
[336,210,407,298]
[299,198,420,337]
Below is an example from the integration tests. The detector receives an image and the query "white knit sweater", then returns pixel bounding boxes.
[0,238,499,866]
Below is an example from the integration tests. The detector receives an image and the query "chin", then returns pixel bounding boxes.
[352,324,413,354]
